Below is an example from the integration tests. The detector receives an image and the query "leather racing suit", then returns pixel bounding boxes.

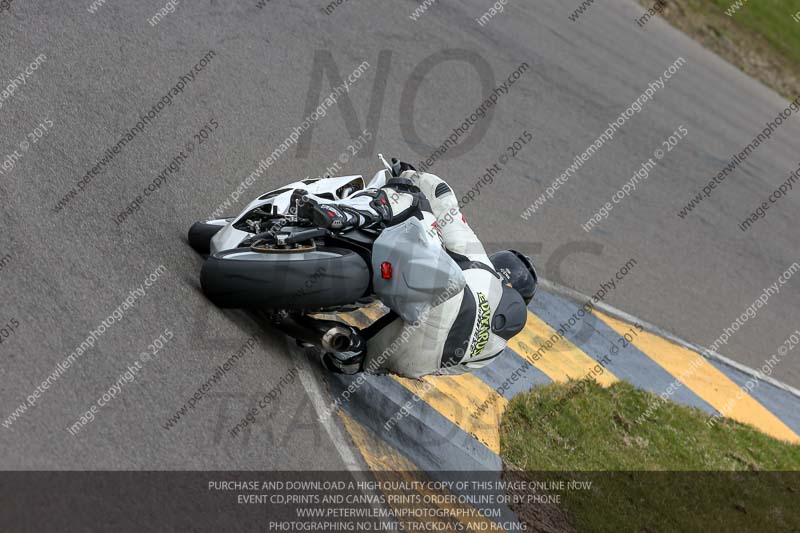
[300,170,528,379]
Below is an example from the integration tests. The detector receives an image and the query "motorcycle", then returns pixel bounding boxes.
[189,156,458,352]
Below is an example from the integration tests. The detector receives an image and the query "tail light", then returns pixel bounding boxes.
[380,262,393,280]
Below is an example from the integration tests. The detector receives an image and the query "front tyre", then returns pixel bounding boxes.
[200,246,370,310]
[188,218,234,254]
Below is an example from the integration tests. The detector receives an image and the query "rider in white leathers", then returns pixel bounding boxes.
[295,161,536,378]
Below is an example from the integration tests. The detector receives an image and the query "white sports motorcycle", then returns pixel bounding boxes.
[191,156,449,352]
[190,156,410,318]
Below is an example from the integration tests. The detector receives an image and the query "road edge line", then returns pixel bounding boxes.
[285,339,366,470]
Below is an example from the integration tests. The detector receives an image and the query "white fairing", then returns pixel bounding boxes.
[366,169,390,189]
[210,174,373,254]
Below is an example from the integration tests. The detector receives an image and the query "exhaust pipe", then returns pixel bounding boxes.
[273,314,352,352]
[322,326,352,352]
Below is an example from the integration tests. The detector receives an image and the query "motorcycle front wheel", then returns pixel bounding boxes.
[188,218,235,254]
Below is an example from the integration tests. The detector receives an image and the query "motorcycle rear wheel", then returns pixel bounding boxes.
[200,245,370,310]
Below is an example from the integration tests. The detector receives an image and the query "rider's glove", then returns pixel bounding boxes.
[299,201,356,231]
[294,191,364,231]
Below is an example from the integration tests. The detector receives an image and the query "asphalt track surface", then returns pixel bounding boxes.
[1,0,799,473]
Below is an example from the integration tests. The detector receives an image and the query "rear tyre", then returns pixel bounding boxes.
[200,246,370,310]
[188,218,233,254]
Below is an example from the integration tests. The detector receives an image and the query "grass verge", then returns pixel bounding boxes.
[499,380,800,532]
[635,0,800,98]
